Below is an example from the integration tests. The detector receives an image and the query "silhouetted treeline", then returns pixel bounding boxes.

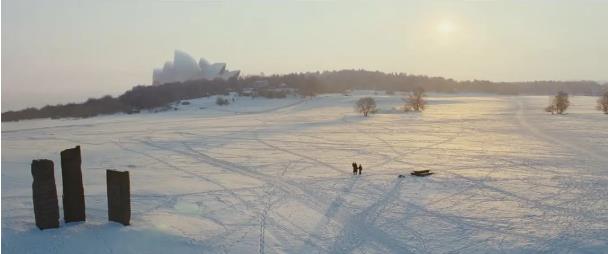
[118,78,237,109]
[3,70,606,122]
[2,78,238,122]
[265,70,605,96]
[2,95,130,122]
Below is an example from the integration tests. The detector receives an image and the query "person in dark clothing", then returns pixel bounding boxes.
[352,162,358,175]
[358,164,363,175]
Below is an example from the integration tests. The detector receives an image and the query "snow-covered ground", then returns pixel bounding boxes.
[2,92,607,253]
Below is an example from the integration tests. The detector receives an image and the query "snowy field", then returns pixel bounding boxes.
[2,92,607,253]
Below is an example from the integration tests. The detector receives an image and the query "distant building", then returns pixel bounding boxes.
[240,81,296,98]
[251,80,270,89]
[267,83,297,94]
[153,50,240,85]
[240,88,255,96]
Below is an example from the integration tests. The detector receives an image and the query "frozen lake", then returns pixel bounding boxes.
[2,93,607,253]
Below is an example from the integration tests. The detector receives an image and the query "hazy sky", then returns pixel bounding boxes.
[2,0,607,110]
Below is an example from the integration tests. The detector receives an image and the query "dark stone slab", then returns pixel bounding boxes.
[107,170,130,226]
[31,159,60,230]
[60,146,86,222]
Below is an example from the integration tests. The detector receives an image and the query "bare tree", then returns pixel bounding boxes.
[355,97,376,117]
[407,87,426,112]
[544,96,556,114]
[597,91,608,114]
[544,105,556,114]
[546,91,569,114]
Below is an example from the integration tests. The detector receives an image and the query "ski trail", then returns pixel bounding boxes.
[341,113,465,172]
[157,138,411,253]
[258,185,272,254]
[256,138,344,174]
[328,178,414,254]
[211,98,308,115]
[516,99,608,164]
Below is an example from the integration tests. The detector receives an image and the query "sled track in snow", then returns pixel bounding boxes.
[139,133,419,253]
[516,99,608,164]
[4,95,608,253]
[328,178,414,253]
[210,98,308,115]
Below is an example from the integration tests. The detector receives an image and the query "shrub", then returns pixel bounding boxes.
[407,87,426,112]
[597,91,608,114]
[546,91,569,114]
[355,97,376,117]
[216,97,230,106]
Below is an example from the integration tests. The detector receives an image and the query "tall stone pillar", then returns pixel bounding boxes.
[106,170,130,225]
[60,146,86,222]
[31,159,60,230]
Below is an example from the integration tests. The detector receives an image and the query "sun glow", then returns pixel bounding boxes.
[437,20,456,34]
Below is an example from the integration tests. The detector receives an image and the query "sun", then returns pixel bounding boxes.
[437,20,456,34]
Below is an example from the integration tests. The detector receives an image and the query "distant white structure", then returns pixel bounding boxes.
[153,50,240,85]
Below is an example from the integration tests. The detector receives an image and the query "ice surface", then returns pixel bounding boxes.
[2,92,607,253]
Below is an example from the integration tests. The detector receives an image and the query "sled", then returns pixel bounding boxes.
[410,170,434,177]
[412,170,430,174]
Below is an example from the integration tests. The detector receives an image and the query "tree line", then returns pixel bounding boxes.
[302,70,606,96]
[1,78,238,121]
[3,70,607,122]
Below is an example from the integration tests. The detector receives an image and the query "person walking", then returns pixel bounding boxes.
[358,164,363,175]
[352,162,358,175]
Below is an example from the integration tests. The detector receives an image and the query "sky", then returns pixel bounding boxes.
[2,0,608,111]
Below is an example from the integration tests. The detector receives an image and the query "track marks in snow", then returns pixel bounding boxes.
[516,99,608,164]
[4,95,608,253]
[329,178,414,254]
